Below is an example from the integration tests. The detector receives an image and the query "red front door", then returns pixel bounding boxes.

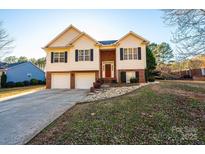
[105,64,111,78]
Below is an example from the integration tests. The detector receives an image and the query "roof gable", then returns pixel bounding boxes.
[43,25,150,49]
[44,25,82,48]
[115,31,149,45]
[68,32,100,46]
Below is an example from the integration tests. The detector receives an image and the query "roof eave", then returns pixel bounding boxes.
[43,24,82,48]
[114,31,150,45]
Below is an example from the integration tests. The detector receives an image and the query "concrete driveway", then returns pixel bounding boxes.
[0,89,88,145]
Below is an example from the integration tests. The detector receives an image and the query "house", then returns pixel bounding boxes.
[44,25,149,89]
[0,62,45,84]
[171,55,205,81]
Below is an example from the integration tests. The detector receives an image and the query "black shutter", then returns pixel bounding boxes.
[75,49,78,62]
[120,48,123,60]
[135,71,139,83]
[120,71,126,83]
[90,49,93,61]
[64,51,67,63]
[138,47,141,60]
[51,52,54,63]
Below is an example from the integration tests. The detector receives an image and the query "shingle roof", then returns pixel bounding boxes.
[7,62,26,68]
[98,40,118,45]
[0,62,26,69]
[0,62,7,69]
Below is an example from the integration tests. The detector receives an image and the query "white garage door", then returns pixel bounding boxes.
[75,73,95,89]
[51,73,70,89]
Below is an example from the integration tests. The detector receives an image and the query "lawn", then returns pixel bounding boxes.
[0,85,45,99]
[28,81,205,145]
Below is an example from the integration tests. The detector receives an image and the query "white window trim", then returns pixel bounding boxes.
[78,49,91,61]
[53,52,65,63]
[102,61,114,78]
[123,48,138,60]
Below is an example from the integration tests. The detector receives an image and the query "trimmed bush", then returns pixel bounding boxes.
[1,72,7,88]
[90,87,95,92]
[43,80,46,84]
[23,80,30,86]
[148,76,155,82]
[38,80,43,85]
[15,82,24,87]
[30,79,38,85]
[93,82,101,89]
[6,82,15,88]
[112,79,117,84]
[130,77,138,83]
[38,80,46,85]
[96,78,104,85]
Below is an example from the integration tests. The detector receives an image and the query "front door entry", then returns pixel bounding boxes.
[105,64,111,78]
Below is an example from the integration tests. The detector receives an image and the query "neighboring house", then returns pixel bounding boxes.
[174,68,205,80]
[44,25,149,89]
[171,55,205,81]
[0,62,45,84]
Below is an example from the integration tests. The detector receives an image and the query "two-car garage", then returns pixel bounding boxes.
[51,72,96,89]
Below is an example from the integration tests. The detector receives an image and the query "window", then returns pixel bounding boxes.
[202,68,205,76]
[78,50,84,61]
[78,49,91,61]
[85,50,90,61]
[60,53,65,62]
[123,48,138,60]
[133,48,138,59]
[27,73,32,78]
[123,48,128,60]
[53,52,66,63]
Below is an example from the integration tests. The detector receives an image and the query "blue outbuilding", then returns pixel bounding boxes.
[0,62,45,83]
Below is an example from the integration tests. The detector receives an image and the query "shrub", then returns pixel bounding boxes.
[182,75,192,79]
[148,76,155,82]
[130,77,138,83]
[43,80,46,84]
[6,82,15,88]
[15,82,24,87]
[96,78,104,85]
[30,79,38,85]
[38,80,44,85]
[112,79,117,84]
[23,80,30,86]
[93,82,101,89]
[1,72,7,88]
[90,87,95,92]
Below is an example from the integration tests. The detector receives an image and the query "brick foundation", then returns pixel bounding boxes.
[70,73,75,89]
[46,72,51,89]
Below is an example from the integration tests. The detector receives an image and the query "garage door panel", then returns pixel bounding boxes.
[75,73,95,89]
[51,73,70,89]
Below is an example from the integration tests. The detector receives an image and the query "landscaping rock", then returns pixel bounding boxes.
[82,82,159,102]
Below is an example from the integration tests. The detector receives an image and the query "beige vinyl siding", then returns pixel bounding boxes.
[116,34,146,70]
[45,35,100,72]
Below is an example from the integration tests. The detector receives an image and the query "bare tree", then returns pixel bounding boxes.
[163,9,205,60]
[0,22,13,59]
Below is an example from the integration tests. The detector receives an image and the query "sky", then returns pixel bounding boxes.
[0,9,174,59]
